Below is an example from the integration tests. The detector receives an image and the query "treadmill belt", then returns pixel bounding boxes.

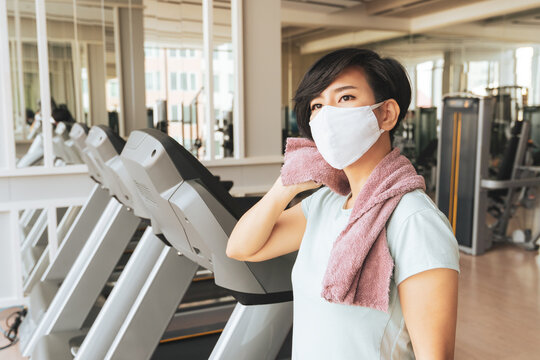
[151,332,221,360]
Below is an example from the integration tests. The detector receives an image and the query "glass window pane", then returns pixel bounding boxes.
[214,75,220,93]
[516,47,533,89]
[145,72,153,90]
[170,72,177,90]
[143,7,205,157]
[190,73,196,91]
[7,0,43,167]
[229,74,234,93]
[180,73,188,91]
[468,61,489,95]
[155,72,161,91]
[416,61,433,107]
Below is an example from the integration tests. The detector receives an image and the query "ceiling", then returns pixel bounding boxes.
[139,0,540,52]
[280,0,540,55]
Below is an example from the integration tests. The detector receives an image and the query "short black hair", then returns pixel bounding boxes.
[293,48,411,142]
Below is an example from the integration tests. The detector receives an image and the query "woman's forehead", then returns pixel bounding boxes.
[329,66,368,87]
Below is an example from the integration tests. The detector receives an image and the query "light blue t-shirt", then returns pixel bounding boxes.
[291,187,460,359]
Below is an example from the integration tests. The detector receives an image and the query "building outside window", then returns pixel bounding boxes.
[170,72,177,91]
[214,75,220,92]
[180,72,188,91]
[145,72,153,90]
[171,105,179,121]
[155,72,161,91]
[191,73,197,91]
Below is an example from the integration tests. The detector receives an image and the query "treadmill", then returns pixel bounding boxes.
[75,129,295,359]
[21,125,142,358]
[24,125,257,359]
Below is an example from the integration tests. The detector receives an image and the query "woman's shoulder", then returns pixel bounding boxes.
[386,189,460,284]
[394,189,439,216]
[387,189,455,250]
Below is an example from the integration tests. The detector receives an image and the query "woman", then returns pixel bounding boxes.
[226,48,459,359]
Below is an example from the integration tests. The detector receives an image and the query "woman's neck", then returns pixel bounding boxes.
[343,134,392,209]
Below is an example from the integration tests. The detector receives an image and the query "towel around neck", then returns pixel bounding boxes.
[281,137,425,311]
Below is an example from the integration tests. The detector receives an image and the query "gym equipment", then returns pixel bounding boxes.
[18,121,85,289]
[21,123,294,358]
[413,107,438,192]
[97,128,293,359]
[74,129,293,359]
[17,118,44,167]
[17,116,82,167]
[524,106,540,164]
[17,123,91,295]
[437,95,540,255]
[486,86,529,159]
[52,121,83,165]
[20,125,141,357]
[23,125,238,359]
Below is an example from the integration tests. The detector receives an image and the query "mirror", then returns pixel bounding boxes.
[7,0,43,167]
[144,1,206,158]
[212,0,234,159]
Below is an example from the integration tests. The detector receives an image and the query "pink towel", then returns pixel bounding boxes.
[281,138,350,195]
[281,137,425,312]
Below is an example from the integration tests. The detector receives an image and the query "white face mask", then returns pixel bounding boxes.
[309,102,385,169]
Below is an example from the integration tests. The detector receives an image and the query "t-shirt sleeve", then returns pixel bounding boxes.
[300,188,325,219]
[388,208,460,285]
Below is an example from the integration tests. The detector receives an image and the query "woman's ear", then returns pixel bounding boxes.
[377,99,400,131]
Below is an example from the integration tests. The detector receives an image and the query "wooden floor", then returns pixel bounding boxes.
[1,244,539,359]
[455,244,540,360]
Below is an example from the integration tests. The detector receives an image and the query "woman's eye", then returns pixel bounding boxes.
[311,104,322,111]
[340,95,355,102]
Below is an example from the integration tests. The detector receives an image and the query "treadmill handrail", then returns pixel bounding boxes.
[138,128,245,220]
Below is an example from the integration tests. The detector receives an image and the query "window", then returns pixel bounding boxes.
[467,61,489,96]
[180,73,188,91]
[213,50,219,60]
[179,49,196,58]
[145,47,158,58]
[228,74,234,92]
[170,72,177,90]
[155,72,161,91]
[416,61,433,107]
[214,75,220,92]
[145,72,153,90]
[171,105,178,121]
[516,47,533,89]
[108,79,118,97]
[488,61,499,88]
[190,73,197,91]
[169,49,177,58]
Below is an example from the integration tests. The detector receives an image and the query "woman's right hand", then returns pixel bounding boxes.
[273,175,322,197]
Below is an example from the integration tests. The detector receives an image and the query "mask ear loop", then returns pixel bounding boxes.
[370,101,386,110]
[370,101,387,134]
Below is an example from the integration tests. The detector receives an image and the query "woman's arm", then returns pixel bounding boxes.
[398,268,459,360]
[226,176,319,262]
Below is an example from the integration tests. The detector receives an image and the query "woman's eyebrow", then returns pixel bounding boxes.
[333,85,357,93]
